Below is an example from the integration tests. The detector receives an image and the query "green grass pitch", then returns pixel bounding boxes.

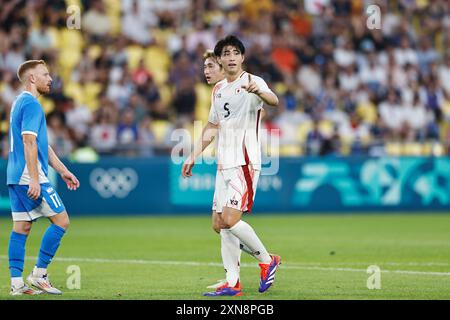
[0,213,449,300]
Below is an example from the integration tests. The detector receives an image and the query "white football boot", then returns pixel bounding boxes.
[27,268,62,295]
[10,284,43,296]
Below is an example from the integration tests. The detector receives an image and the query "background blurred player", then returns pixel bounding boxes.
[7,60,80,295]
[183,36,280,296]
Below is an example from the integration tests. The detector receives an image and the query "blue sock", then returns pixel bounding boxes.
[8,231,28,278]
[36,224,66,269]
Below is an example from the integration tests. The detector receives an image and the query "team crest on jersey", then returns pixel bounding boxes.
[46,187,54,193]
[235,88,242,95]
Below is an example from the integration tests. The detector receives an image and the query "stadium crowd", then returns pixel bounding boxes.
[1,0,450,160]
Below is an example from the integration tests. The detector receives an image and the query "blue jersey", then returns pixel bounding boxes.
[7,91,49,185]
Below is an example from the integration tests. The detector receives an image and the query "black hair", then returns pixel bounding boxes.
[214,35,245,57]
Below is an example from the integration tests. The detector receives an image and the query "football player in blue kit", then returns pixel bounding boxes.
[7,60,80,295]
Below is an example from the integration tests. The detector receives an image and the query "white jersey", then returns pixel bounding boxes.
[208,71,273,170]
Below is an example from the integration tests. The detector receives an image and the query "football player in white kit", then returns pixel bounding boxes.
[182,36,281,296]
[201,50,263,290]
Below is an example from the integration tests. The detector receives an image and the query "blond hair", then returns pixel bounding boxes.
[203,50,220,66]
[17,60,47,82]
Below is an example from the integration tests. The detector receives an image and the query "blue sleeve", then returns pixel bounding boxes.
[21,99,43,137]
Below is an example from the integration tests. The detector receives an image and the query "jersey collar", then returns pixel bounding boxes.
[226,71,247,84]
[22,90,34,97]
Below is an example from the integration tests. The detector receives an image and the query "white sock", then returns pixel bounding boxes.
[220,229,241,287]
[229,220,271,264]
[33,266,47,277]
[11,277,24,288]
[240,242,255,257]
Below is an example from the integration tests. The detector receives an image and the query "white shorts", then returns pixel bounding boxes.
[212,165,260,214]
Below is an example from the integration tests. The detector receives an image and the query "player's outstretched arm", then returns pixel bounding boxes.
[181,121,218,178]
[257,90,279,107]
[48,146,80,190]
[23,133,40,200]
[242,74,279,107]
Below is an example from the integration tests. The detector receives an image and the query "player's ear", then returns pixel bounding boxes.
[28,69,37,84]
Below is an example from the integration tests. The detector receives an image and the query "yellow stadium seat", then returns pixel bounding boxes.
[0,120,8,134]
[59,29,84,50]
[340,142,351,155]
[297,121,313,143]
[39,97,55,114]
[158,85,173,108]
[144,46,170,85]
[422,143,433,156]
[104,0,121,35]
[385,142,402,156]
[47,27,60,49]
[64,81,102,111]
[356,102,377,125]
[87,45,102,60]
[125,45,144,70]
[64,82,84,106]
[318,120,333,137]
[151,28,173,47]
[274,82,287,95]
[264,143,281,158]
[402,142,423,156]
[442,100,450,118]
[58,49,82,83]
[65,0,82,7]
[431,142,445,156]
[59,49,81,70]
[152,120,170,144]
[280,144,302,156]
[195,83,212,123]
[84,82,103,111]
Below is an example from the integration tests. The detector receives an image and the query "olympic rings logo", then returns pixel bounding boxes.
[89,168,138,199]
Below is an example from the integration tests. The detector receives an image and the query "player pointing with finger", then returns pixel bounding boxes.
[183,35,281,296]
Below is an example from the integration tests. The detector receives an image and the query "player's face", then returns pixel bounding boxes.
[219,46,244,75]
[32,64,52,94]
[203,57,223,85]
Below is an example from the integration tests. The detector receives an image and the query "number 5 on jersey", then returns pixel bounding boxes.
[223,103,231,118]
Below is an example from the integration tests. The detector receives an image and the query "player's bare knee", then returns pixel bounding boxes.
[57,218,70,230]
[221,214,238,229]
[13,222,32,235]
[54,216,70,230]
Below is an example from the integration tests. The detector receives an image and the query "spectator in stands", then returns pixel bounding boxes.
[117,108,139,155]
[89,97,118,155]
[121,0,156,45]
[82,0,111,40]
[138,115,155,157]
[47,112,74,158]
[1,0,450,158]
[379,89,404,139]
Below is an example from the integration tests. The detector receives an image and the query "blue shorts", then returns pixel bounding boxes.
[8,183,66,222]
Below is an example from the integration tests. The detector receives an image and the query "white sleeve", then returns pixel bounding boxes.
[253,75,273,95]
[208,104,219,125]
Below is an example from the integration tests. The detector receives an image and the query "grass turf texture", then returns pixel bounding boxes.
[0,214,449,300]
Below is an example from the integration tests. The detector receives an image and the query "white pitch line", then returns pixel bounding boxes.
[0,255,449,277]
[288,262,450,267]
